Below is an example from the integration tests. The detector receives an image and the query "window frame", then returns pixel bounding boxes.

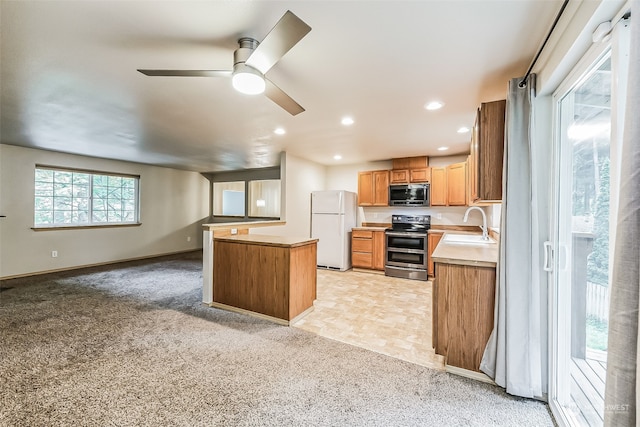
[32,165,141,230]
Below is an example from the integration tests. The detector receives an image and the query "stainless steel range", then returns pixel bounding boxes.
[385,214,430,281]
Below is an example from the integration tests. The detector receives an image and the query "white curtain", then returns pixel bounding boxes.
[604,4,639,425]
[480,73,544,398]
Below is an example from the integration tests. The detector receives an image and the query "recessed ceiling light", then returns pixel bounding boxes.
[437,146,449,151]
[274,127,286,135]
[334,154,342,160]
[457,127,470,134]
[425,101,444,111]
[341,117,354,126]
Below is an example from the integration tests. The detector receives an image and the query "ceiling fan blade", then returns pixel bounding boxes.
[245,10,311,74]
[264,78,305,116]
[137,69,232,77]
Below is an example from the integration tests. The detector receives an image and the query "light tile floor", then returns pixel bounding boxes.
[292,269,445,370]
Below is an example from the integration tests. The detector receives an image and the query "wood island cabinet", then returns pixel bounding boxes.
[358,170,389,206]
[469,99,506,203]
[351,229,385,271]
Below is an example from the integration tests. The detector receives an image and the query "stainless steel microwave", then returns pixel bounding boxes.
[388,183,430,206]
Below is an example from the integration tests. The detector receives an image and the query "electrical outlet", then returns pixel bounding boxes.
[51,250,58,258]
[436,213,442,220]
[231,228,238,235]
[187,236,191,242]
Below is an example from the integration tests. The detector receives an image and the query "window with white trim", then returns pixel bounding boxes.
[34,166,140,227]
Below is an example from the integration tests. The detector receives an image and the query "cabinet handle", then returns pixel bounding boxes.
[543,241,553,272]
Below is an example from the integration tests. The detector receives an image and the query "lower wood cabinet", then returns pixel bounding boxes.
[427,232,444,277]
[432,262,496,372]
[352,229,386,271]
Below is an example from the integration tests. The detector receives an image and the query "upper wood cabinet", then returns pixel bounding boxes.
[430,167,447,206]
[430,163,466,206]
[469,100,506,203]
[447,162,467,206]
[390,156,430,184]
[390,169,410,184]
[358,170,389,206]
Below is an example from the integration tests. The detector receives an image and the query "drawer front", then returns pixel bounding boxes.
[352,238,373,253]
[352,251,373,268]
[352,230,373,239]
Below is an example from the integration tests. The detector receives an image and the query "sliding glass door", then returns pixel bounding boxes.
[550,18,629,427]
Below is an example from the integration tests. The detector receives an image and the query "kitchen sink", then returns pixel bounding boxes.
[442,233,496,245]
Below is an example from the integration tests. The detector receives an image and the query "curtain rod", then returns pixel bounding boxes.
[518,0,571,88]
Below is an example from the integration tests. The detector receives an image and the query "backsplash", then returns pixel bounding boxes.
[359,206,487,227]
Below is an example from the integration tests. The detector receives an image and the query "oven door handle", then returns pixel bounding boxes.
[385,232,428,238]
[386,247,427,254]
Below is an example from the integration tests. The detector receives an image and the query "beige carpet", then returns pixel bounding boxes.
[0,252,554,426]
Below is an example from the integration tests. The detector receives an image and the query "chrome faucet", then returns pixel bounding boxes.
[463,206,489,241]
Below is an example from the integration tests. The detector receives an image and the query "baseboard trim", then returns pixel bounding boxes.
[445,365,496,385]
[0,249,202,280]
[352,268,385,275]
[209,302,290,326]
[208,301,315,326]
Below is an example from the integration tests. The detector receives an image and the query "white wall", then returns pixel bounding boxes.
[324,160,393,193]
[255,152,326,238]
[0,144,210,278]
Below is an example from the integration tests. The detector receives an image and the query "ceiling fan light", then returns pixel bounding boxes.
[232,64,265,95]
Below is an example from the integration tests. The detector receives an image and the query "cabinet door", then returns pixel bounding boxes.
[408,156,428,169]
[372,230,386,270]
[427,232,444,276]
[392,158,411,169]
[436,263,496,371]
[447,162,467,206]
[478,100,505,201]
[469,111,480,203]
[430,167,447,206]
[410,168,430,183]
[390,169,409,184]
[372,170,389,206]
[358,171,373,206]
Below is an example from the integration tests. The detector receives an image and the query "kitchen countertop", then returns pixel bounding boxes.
[352,226,390,231]
[202,220,285,231]
[213,233,318,248]
[431,231,499,268]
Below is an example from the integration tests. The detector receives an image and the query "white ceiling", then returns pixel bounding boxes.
[0,1,562,172]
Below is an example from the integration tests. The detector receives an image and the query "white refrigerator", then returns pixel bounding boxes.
[311,190,357,271]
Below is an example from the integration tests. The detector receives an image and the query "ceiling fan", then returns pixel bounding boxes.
[137,10,311,116]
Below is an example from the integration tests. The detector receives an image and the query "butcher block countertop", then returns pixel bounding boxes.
[213,234,317,248]
[431,232,499,268]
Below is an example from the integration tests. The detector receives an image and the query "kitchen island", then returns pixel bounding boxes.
[202,221,284,304]
[210,233,318,325]
[431,232,498,379]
